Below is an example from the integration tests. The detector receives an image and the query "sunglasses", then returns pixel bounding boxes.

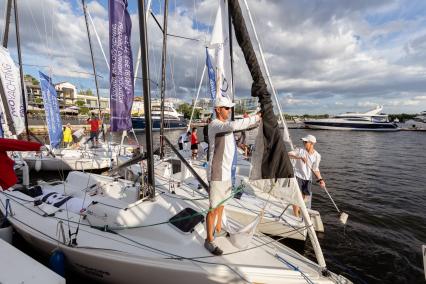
[221,107,231,110]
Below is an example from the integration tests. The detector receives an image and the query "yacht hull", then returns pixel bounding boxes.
[304,121,399,131]
[132,117,187,131]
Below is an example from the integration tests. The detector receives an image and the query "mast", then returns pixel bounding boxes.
[13,0,30,139]
[2,0,12,48]
[82,0,105,141]
[159,0,169,159]
[137,0,155,199]
[227,2,235,121]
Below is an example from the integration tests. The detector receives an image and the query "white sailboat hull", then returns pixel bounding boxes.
[120,156,324,241]
[24,156,112,171]
[0,172,349,284]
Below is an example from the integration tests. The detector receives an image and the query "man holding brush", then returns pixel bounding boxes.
[288,134,326,218]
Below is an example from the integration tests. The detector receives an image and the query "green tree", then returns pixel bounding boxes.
[34,97,43,105]
[79,106,90,115]
[388,113,416,122]
[76,100,86,107]
[176,103,198,119]
[24,74,39,85]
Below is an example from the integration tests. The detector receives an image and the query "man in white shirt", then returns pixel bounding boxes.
[204,96,261,255]
[288,134,326,217]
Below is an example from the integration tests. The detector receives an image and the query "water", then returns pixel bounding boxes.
[288,129,426,284]
[12,128,426,283]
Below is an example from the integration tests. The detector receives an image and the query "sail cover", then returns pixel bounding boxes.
[0,47,26,136]
[109,0,134,131]
[228,0,293,179]
[39,71,62,149]
[0,138,41,190]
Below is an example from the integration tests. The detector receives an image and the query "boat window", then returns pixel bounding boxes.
[169,208,204,234]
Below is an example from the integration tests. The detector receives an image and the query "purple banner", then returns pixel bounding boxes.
[109,0,134,131]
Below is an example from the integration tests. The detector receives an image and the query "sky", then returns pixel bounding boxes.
[1,0,426,115]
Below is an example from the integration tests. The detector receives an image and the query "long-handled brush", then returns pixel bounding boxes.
[304,158,349,225]
[322,186,349,225]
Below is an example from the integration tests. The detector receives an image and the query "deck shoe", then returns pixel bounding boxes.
[204,239,223,256]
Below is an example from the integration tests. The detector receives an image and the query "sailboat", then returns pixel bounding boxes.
[149,0,325,242]
[12,0,127,172]
[21,72,113,171]
[0,0,352,283]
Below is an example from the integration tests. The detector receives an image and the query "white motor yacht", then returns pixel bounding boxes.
[304,106,399,131]
[132,101,186,131]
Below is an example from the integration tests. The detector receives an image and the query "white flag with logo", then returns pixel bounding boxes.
[210,0,233,100]
[0,46,26,135]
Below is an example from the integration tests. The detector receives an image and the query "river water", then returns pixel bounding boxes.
[11,128,426,283]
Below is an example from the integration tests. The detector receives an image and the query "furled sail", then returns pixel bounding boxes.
[209,0,233,100]
[39,71,62,149]
[228,0,293,180]
[0,47,26,136]
[208,1,238,186]
[109,0,134,131]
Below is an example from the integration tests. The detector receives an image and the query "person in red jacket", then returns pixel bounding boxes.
[0,138,42,190]
[190,128,198,159]
[85,114,101,148]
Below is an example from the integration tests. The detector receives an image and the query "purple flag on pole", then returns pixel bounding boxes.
[109,0,134,131]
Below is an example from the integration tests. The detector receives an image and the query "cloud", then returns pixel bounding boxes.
[1,0,426,114]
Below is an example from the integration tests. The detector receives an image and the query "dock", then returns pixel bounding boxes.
[0,238,65,284]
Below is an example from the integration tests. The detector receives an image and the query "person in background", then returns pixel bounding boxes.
[204,96,261,255]
[203,117,212,160]
[85,114,101,148]
[190,128,198,159]
[235,130,249,158]
[288,134,326,218]
[63,123,73,148]
[178,132,186,150]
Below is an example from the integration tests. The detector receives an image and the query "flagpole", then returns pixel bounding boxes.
[0,78,16,136]
[159,0,169,159]
[82,0,105,142]
[228,1,235,121]
[13,0,30,140]
[2,0,12,48]
[137,0,155,199]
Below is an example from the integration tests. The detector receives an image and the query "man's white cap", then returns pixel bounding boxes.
[214,96,235,108]
[301,134,317,143]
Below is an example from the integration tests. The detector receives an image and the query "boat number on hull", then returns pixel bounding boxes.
[75,263,111,278]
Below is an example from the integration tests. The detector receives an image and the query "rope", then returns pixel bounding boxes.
[90,184,245,230]
[86,7,109,70]
[276,254,315,284]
